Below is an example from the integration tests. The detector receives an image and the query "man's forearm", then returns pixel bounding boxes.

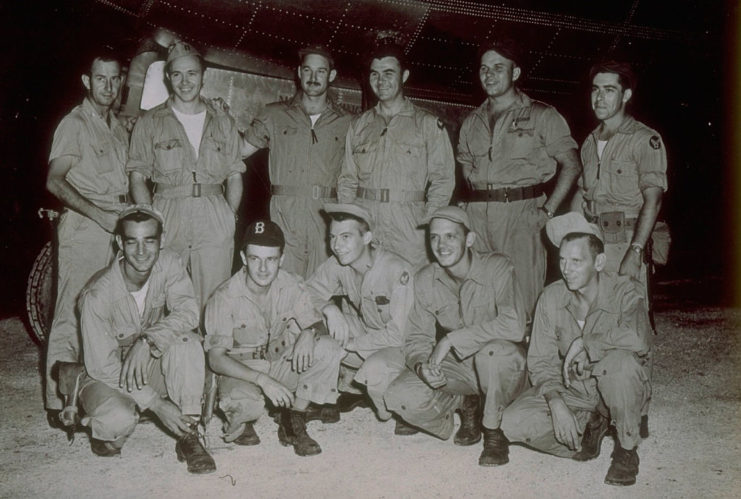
[130,172,153,204]
[631,188,663,248]
[545,149,582,213]
[225,173,244,213]
[208,351,264,385]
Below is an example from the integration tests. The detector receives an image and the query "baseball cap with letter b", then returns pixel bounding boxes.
[243,220,285,250]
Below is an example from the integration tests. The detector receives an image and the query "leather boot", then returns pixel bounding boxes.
[175,426,216,474]
[393,417,419,436]
[454,394,481,446]
[572,412,609,461]
[278,410,322,456]
[479,427,509,466]
[90,438,122,457]
[604,444,640,486]
[640,415,649,439]
[304,403,341,424]
[233,422,260,446]
[336,393,369,413]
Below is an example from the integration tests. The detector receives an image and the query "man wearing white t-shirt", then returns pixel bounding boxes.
[128,41,245,309]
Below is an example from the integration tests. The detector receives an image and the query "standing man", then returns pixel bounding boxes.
[240,45,352,277]
[45,49,131,416]
[338,41,455,266]
[501,213,652,486]
[306,203,414,428]
[128,41,244,308]
[457,39,581,314]
[385,206,528,466]
[204,221,344,456]
[76,205,215,473]
[574,60,668,294]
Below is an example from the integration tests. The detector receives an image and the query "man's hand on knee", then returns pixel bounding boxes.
[415,361,447,389]
[120,339,152,392]
[323,304,350,347]
[289,329,316,373]
[150,398,195,437]
[256,373,295,408]
[547,397,581,451]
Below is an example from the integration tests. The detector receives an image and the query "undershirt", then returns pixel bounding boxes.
[576,319,585,330]
[596,139,608,159]
[172,107,207,159]
[129,279,150,318]
[309,113,321,127]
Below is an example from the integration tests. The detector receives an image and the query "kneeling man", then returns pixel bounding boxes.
[500,212,652,486]
[204,221,344,456]
[306,203,414,429]
[76,205,214,473]
[385,206,528,466]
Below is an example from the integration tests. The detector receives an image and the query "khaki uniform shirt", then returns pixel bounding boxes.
[204,269,322,360]
[528,272,652,400]
[457,91,577,189]
[49,97,129,206]
[579,116,668,218]
[78,250,200,409]
[306,248,414,359]
[404,251,526,369]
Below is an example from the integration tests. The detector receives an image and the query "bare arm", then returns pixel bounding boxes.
[240,136,260,160]
[224,172,244,214]
[619,187,663,278]
[544,148,582,214]
[129,171,152,204]
[47,156,118,232]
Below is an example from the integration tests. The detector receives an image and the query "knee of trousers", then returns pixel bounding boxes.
[218,379,265,423]
[312,336,345,365]
[384,371,430,413]
[161,332,205,369]
[474,340,526,372]
[499,391,546,443]
[594,350,648,393]
[355,348,402,387]
[81,388,138,442]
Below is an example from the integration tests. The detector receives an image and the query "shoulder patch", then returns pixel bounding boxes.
[400,271,410,285]
[649,135,662,150]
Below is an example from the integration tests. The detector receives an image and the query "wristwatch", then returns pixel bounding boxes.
[630,242,643,256]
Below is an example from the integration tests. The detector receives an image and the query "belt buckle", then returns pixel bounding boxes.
[192,183,201,197]
[380,188,389,202]
[312,185,321,200]
[503,187,510,203]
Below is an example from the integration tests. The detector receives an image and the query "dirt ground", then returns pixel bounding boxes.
[1,293,739,498]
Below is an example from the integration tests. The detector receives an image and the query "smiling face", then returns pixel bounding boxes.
[116,218,162,276]
[369,56,409,103]
[329,218,371,266]
[558,236,605,293]
[241,244,283,291]
[298,53,336,98]
[82,59,123,114]
[591,71,632,123]
[478,50,519,99]
[429,218,474,270]
[168,54,204,105]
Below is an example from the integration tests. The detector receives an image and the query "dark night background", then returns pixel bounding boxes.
[0,1,736,328]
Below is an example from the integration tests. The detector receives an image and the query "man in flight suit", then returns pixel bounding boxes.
[204,221,344,456]
[306,203,415,431]
[385,206,528,466]
[128,41,244,309]
[501,212,652,486]
[241,46,352,277]
[457,39,581,314]
[76,205,215,474]
[45,49,131,416]
[338,40,455,266]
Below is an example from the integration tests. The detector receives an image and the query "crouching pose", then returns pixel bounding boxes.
[204,220,344,456]
[75,205,214,474]
[500,212,652,486]
[385,206,528,466]
[306,203,414,430]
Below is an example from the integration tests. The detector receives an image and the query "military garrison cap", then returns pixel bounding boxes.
[427,206,472,231]
[166,41,201,64]
[117,204,165,225]
[324,203,374,231]
[546,212,603,247]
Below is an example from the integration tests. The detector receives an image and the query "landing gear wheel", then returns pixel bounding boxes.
[25,241,55,345]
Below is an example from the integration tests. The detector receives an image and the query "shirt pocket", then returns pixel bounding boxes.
[606,159,639,200]
[432,302,461,332]
[352,141,380,177]
[201,135,228,179]
[154,138,184,173]
[505,125,536,159]
[92,142,115,173]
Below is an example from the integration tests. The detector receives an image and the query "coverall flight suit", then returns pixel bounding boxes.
[578,116,668,293]
[77,250,204,445]
[127,97,245,308]
[500,273,652,456]
[306,248,414,419]
[338,99,455,266]
[45,97,130,410]
[245,95,352,277]
[458,91,578,313]
[385,251,528,438]
[204,269,344,441]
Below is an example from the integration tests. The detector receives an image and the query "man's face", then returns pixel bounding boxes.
[329,219,370,266]
[241,244,282,289]
[116,219,161,275]
[429,218,473,269]
[559,237,602,292]
[298,53,336,98]
[168,55,204,104]
[479,50,519,99]
[591,72,631,122]
[82,59,123,111]
[369,56,409,103]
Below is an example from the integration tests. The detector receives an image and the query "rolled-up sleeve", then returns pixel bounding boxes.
[203,288,236,352]
[244,111,272,150]
[542,107,578,159]
[305,258,343,311]
[126,115,155,178]
[635,133,668,193]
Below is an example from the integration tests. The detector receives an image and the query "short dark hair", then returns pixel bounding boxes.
[115,211,163,238]
[299,45,335,70]
[477,38,524,70]
[368,39,407,72]
[588,60,636,92]
[328,212,370,234]
[84,46,122,76]
[562,232,604,259]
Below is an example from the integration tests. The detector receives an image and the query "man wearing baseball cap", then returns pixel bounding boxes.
[204,220,344,456]
[128,40,245,310]
[73,205,215,473]
[500,212,652,486]
[241,45,352,277]
[305,203,415,431]
[385,206,528,466]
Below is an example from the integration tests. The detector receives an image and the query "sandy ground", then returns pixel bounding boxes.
[0,302,739,498]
